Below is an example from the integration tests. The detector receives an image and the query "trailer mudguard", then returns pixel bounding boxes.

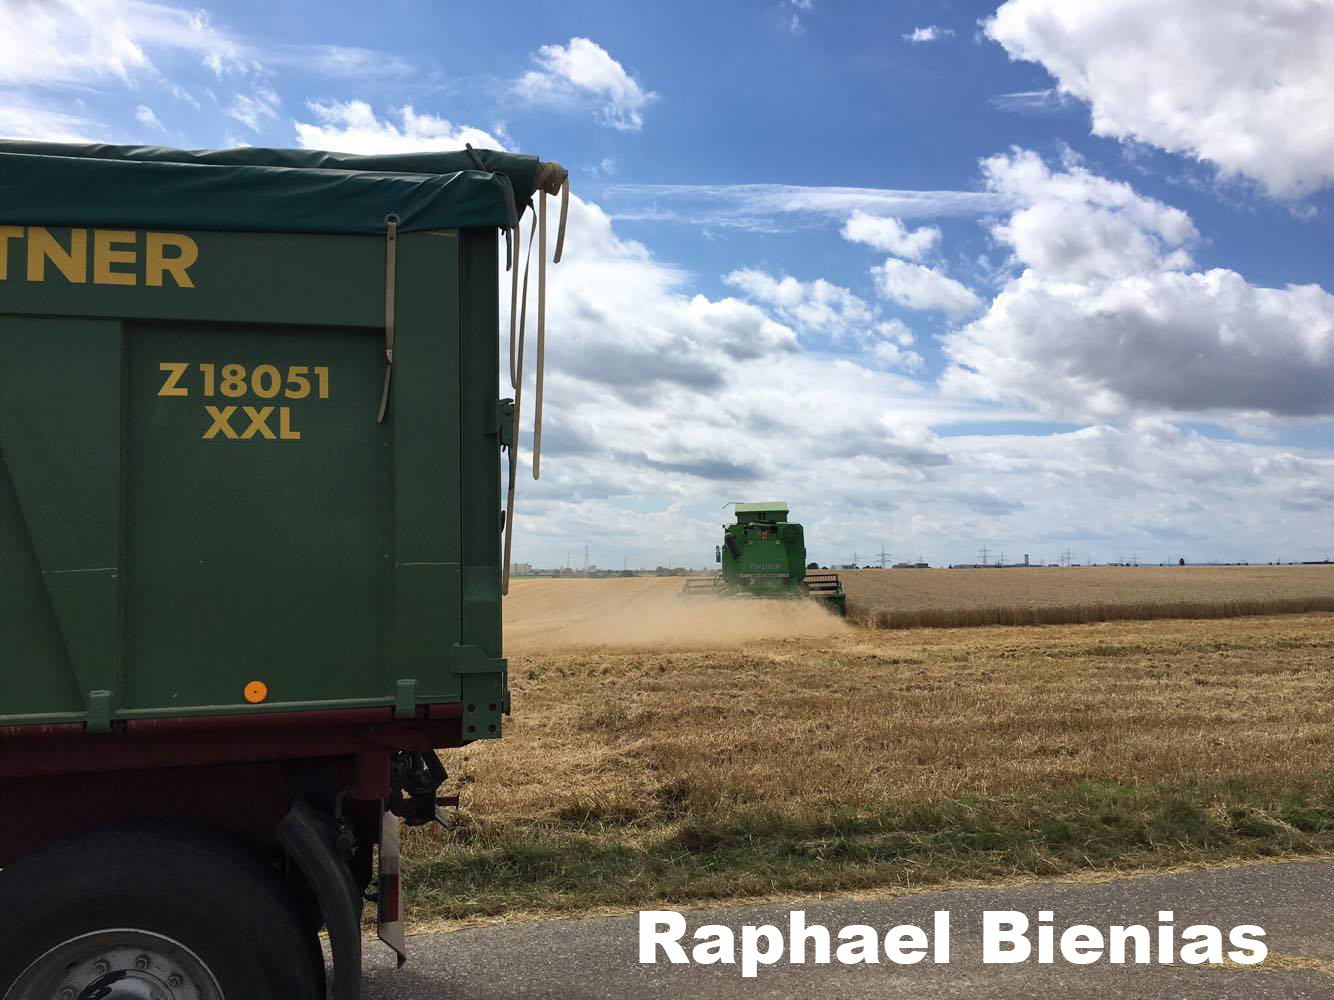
[276,796,363,1000]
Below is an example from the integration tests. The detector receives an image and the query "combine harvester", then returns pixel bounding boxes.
[682,502,847,616]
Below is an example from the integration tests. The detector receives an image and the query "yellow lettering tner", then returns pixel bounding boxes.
[0,227,198,288]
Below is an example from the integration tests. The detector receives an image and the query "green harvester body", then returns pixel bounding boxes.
[683,501,846,615]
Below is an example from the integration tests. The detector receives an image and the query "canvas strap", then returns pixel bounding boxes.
[377,214,399,423]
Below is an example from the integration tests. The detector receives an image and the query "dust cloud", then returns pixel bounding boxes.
[504,577,849,651]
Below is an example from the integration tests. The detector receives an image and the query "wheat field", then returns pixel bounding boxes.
[842,564,1334,628]
[401,576,1334,923]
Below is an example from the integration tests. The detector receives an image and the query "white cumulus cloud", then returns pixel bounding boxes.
[723,269,878,345]
[293,100,505,153]
[874,259,982,315]
[984,148,1197,282]
[942,150,1334,417]
[723,269,926,369]
[841,210,941,260]
[869,320,923,371]
[986,0,1334,197]
[515,37,655,131]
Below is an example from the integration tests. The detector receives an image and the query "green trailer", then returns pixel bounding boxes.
[0,140,566,999]
[682,502,846,615]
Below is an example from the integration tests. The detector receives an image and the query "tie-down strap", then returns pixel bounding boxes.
[376,213,399,424]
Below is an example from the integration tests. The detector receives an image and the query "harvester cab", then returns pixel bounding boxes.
[681,502,847,616]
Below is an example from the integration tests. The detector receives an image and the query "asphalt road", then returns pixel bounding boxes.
[363,860,1334,999]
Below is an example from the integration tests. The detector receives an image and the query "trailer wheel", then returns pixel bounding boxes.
[0,826,324,1000]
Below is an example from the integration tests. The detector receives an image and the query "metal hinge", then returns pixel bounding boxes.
[498,398,515,447]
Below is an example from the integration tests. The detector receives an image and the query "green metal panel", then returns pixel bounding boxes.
[0,318,123,727]
[721,520,806,595]
[0,319,122,722]
[391,231,463,706]
[0,228,381,328]
[0,446,83,719]
[0,219,507,736]
[121,321,389,713]
[458,228,505,740]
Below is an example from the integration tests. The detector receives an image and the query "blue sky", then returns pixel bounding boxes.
[4,0,1333,568]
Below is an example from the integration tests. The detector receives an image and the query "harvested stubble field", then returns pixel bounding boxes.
[843,564,1334,629]
[403,576,1334,925]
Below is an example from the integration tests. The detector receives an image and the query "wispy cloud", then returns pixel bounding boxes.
[0,0,417,139]
[269,43,414,78]
[0,95,99,141]
[989,88,1074,115]
[0,0,150,87]
[135,103,165,130]
[602,182,1012,231]
[169,82,200,108]
[225,85,279,131]
[787,0,813,33]
[903,25,954,44]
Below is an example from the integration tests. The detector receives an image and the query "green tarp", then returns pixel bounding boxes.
[0,140,544,236]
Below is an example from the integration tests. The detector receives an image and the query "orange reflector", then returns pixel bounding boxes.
[244,680,268,704]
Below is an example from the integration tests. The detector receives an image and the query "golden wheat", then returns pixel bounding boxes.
[460,608,1334,828]
[841,565,1334,629]
[398,580,1334,922]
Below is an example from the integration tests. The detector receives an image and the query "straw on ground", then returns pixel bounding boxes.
[399,577,1334,922]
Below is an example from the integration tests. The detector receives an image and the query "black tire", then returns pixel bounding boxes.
[0,825,324,1000]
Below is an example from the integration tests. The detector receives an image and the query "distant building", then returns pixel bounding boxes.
[511,562,533,576]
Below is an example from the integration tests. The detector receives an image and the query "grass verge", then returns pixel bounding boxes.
[402,778,1334,920]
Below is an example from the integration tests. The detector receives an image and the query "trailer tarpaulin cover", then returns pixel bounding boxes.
[0,140,542,235]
